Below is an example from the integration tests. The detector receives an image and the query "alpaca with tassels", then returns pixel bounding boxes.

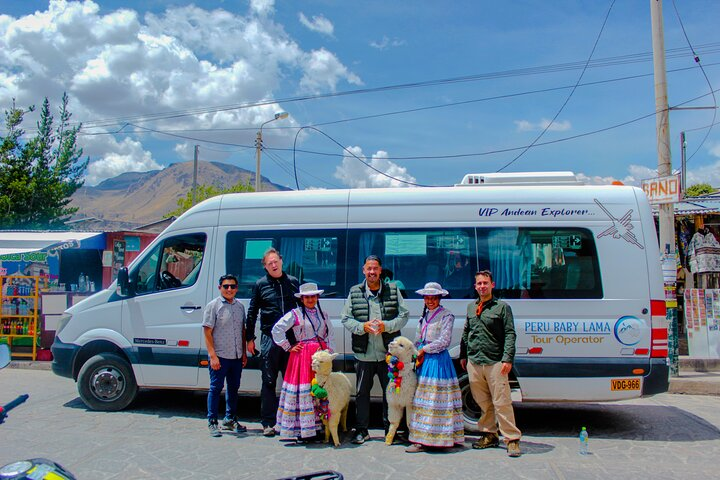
[311,350,352,447]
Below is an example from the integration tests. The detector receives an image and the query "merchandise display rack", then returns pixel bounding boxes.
[0,275,40,360]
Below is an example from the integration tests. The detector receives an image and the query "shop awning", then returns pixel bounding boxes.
[0,231,105,256]
[652,193,720,216]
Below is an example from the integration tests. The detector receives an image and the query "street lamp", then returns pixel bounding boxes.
[255,112,289,192]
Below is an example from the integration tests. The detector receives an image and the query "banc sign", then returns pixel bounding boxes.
[641,174,681,205]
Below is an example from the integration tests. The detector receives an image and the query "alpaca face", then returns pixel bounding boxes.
[311,350,337,374]
[387,336,417,362]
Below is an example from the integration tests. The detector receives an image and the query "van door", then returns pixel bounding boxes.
[120,231,211,387]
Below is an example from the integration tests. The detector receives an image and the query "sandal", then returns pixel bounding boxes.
[405,444,425,453]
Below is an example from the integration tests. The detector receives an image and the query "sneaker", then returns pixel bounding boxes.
[221,417,236,430]
[208,421,221,438]
[350,430,370,445]
[405,444,425,453]
[221,417,247,433]
[507,439,521,457]
[262,426,276,437]
[472,433,499,449]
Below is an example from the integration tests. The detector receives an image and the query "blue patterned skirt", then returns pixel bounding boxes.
[409,350,464,447]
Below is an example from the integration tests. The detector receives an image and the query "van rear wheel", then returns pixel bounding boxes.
[78,353,137,411]
[458,373,481,433]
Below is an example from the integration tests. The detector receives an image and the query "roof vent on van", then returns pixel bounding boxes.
[456,171,584,186]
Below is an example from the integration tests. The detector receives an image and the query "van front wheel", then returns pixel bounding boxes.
[458,373,482,433]
[78,353,137,411]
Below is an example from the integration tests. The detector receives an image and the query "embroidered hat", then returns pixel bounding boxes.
[294,282,325,298]
[415,282,449,297]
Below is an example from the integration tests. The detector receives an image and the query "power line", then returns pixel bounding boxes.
[292,126,431,189]
[671,0,717,165]
[74,61,720,149]
[41,43,720,131]
[497,0,616,172]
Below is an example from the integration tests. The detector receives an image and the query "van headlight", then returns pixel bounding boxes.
[56,313,72,334]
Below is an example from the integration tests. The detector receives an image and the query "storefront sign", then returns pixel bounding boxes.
[125,236,141,252]
[641,175,681,204]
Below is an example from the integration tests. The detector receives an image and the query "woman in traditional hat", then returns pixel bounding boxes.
[406,282,464,452]
[272,282,335,442]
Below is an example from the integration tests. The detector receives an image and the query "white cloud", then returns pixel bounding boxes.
[577,159,720,189]
[369,35,406,50]
[298,12,334,36]
[250,0,275,17]
[334,147,416,188]
[83,136,163,186]
[515,118,571,132]
[0,0,360,184]
[300,48,363,93]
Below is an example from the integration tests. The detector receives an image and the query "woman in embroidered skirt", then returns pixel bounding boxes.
[272,282,335,442]
[406,282,464,452]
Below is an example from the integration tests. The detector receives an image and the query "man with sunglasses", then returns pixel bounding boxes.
[203,274,247,437]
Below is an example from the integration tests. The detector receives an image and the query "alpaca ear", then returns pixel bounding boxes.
[330,352,339,360]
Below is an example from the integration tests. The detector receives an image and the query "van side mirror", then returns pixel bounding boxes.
[0,344,10,369]
[117,267,131,297]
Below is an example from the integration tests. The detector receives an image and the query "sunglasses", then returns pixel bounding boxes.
[221,284,238,290]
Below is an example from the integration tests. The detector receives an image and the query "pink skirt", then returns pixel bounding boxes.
[276,340,322,438]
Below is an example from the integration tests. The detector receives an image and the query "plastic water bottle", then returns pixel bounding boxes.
[579,426,589,455]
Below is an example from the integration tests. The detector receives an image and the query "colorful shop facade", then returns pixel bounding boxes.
[0,230,157,359]
[672,192,720,358]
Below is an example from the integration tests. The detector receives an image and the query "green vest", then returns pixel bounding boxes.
[349,282,400,354]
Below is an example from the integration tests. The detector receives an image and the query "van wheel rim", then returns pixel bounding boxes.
[90,367,125,401]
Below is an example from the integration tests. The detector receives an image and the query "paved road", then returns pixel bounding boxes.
[1,369,719,479]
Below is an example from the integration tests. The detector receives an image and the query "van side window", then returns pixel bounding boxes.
[476,228,602,299]
[132,233,207,295]
[227,231,345,298]
[351,229,476,299]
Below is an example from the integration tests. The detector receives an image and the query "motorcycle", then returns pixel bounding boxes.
[0,344,77,479]
[0,344,342,480]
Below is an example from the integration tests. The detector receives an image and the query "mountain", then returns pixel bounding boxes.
[70,161,290,230]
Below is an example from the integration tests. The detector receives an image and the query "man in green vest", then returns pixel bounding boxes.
[341,255,409,444]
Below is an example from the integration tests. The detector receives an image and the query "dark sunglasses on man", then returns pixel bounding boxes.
[221,284,238,290]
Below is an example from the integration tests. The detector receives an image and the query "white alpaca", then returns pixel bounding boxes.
[385,336,418,445]
[311,350,352,447]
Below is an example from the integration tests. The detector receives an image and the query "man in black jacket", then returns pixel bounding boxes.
[246,248,299,437]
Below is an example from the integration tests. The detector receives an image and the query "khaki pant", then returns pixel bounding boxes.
[467,361,521,442]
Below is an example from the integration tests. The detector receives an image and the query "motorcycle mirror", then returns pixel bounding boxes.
[0,344,10,369]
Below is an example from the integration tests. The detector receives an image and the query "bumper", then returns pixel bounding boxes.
[51,337,80,379]
[642,358,670,395]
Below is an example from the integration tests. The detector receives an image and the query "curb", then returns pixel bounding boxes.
[669,379,720,396]
[7,361,52,371]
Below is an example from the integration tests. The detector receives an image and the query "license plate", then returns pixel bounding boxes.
[610,378,641,391]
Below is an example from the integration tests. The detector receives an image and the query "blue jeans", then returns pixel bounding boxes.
[207,356,243,422]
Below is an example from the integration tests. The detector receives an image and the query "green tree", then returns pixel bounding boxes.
[0,94,88,229]
[685,183,714,197]
[166,179,254,217]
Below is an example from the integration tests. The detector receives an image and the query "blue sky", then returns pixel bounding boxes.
[1,0,719,189]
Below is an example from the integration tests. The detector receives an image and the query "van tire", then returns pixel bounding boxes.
[78,353,138,411]
[458,373,481,433]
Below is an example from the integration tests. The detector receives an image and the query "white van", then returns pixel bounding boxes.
[52,172,669,429]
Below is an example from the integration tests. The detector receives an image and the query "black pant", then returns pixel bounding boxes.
[354,359,390,433]
[260,333,289,428]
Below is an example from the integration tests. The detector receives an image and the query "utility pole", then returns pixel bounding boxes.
[650,0,678,376]
[192,145,199,206]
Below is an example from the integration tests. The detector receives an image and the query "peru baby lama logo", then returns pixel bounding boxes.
[614,316,645,346]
